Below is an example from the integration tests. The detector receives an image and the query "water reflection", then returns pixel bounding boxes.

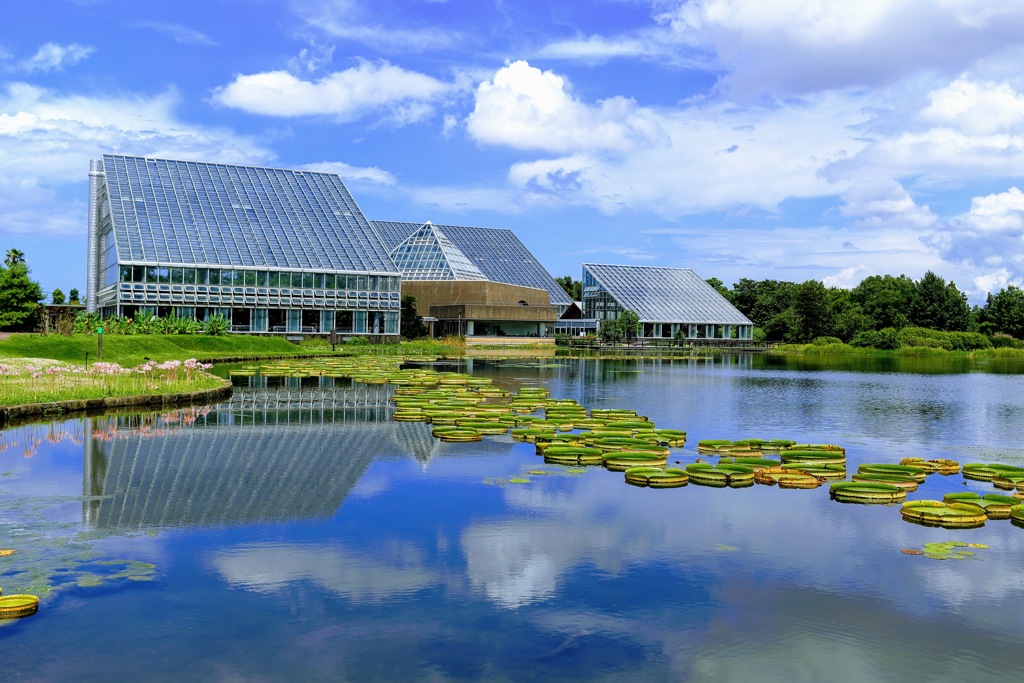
[5,356,1024,681]
[80,383,442,530]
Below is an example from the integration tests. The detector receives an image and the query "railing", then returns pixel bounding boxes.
[556,337,774,354]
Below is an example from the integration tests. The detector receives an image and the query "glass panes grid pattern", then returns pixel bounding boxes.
[389,224,487,281]
[102,155,399,275]
[582,264,753,324]
[371,221,572,306]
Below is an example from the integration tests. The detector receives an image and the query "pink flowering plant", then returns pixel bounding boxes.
[0,357,222,406]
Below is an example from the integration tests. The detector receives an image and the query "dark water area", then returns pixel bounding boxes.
[2,355,1023,681]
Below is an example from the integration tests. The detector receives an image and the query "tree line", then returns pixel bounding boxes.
[711,273,1024,345]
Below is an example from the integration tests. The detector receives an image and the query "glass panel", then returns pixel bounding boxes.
[184,268,196,285]
[287,309,301,333]
[324,274,336,290]
[171,267,184,284]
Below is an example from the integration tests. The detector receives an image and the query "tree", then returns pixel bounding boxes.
[51,288,65,305]
[4,248,24,267]
[706,277,734,304]
[986,285,1024,339]
[555,275,582,301]
[911,271,970,331]
[732,278,797,328]
[68,288,80,305]
[850,274,915,330]
[618,309,640,342]
[400,295,428,339]
[793,280,834,342]
[0,261,43,331]
[598,318,622,343]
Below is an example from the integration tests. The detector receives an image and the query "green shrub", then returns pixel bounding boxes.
[202,314,229,336]
[346,336,370,346]
[850,327,899,349]
[811,336,843,346]
[989,334,1024,349]
[896,326,991,351]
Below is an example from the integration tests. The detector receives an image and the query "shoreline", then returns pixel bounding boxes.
[0,380,233,430]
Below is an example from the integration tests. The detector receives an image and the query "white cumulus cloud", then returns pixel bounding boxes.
[212,60,453,124]
[466,60,666,154]
[927,187,1024,295]
[921,77,1024,135]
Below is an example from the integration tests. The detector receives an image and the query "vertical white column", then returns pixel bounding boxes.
[86,160,104,313]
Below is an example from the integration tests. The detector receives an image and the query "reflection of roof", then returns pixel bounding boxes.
[583,264,752,324]
[84,386,434,529]
[372,221,572,306]
[101,154,398,273]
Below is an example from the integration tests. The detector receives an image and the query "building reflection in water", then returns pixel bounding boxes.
[81,380,443,531]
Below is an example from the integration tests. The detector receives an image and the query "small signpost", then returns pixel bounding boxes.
[329,329,338,352]
[97,327,103,361]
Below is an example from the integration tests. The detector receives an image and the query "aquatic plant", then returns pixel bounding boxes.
[942,492,1019,519]
[857,463,927,483]
[900,500,988,528]
[685,463,755,487]
[829,481,906,504]
[901,541,990,560]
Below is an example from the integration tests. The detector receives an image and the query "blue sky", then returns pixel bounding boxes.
[5,0,1024,303]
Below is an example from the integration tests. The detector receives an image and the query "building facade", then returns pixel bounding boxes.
[582,264,754,340]
[87,155,402,336]
[371,221,571,338]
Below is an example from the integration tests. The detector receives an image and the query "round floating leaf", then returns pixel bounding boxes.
[829,481,906,504]
[0,594,39,619]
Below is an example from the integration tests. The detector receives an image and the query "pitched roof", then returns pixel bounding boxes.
[101,154,398,273]
[371,220,572,305]
[388,223,487,281]
[583,264,752,324]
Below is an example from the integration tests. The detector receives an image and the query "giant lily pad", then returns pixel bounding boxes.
[829,481,906,504]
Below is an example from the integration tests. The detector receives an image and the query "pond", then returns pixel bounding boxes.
[2,355,1023,681]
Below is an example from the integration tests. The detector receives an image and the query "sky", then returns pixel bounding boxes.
[4,0,1024,304]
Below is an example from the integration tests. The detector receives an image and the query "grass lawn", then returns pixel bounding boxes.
[0,334,324,368]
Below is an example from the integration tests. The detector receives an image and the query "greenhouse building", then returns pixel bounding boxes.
[86,155,402,336]
[371,220,571,338]
[582,264,754,340]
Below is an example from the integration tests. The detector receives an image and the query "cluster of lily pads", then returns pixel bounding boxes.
[901,541,989,561]
[242,357,1024,530]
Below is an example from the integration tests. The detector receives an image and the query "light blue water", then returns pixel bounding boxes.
[2,356,1023,681]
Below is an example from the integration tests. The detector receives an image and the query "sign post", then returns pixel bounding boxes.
[97,327,103,361]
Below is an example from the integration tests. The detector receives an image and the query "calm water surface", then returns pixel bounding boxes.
[2,356,1024,682]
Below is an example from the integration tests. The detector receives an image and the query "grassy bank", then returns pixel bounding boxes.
[769,342,1024,360]
[0,334,462,367]
[0,357,227,407]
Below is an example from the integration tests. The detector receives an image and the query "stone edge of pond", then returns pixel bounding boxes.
[0,380,233,430]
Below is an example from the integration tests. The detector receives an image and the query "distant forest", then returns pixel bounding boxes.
[558,272,1024,347]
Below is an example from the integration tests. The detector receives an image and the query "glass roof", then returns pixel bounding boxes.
[389,223,488,281]
[582,264,752,324]
[102,155,399,274]
[372,221,572,305]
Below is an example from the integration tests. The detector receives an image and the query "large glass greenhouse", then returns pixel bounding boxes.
[582,264,754,340]
[87,155,402,336]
